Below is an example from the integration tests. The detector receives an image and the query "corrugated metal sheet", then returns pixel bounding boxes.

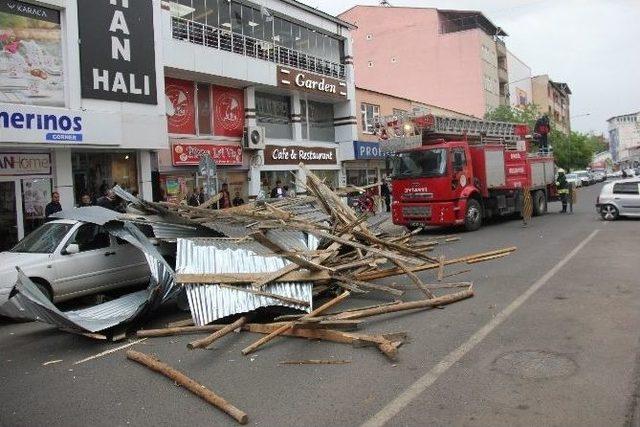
[177,238,312,326]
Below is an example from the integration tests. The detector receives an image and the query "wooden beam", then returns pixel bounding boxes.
[176,270,332,285]
[188,316,249,350]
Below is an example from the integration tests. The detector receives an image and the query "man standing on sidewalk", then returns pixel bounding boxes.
[381,177,391,213]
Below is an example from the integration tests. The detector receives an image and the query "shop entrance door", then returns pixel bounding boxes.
[0,179,21,251]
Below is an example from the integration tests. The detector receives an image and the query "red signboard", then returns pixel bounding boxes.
[213,85,244,137]
[172,142,243,166]
[165,78,196,135]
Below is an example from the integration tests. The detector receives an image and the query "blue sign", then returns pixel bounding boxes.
[46,133,83,142]
[353,141,385,160]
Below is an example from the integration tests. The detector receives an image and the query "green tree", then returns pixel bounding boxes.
[550,130,606,171]
[484,104,540,132]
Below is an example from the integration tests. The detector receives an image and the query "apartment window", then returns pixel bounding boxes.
[361,103,380,133]
[256,92,292,139]
[300,100,334,141]
[393,108,407,117]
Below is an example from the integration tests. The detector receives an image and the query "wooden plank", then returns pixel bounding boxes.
[187,316,250,350]
[126,350,248,425]
[241,291,350,355]
[176,270,332,285]
[251,263,300,289]
[278,359,351,365]
[251,231,334,273]
[332,274,404,297]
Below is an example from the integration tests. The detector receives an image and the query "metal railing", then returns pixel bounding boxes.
[171,17,346,80]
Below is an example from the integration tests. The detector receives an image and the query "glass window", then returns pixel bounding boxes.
[263,12,273,43]
[293,24,303,51]
[392,149,448,178]
[22,178,52,235]
[613,182,639,195]
[10,222,74,254]
[197,83,212,135]
[280,19,292,49]
[272,17,282,44]
[219,0,231,29]
[231,2,242,33]
[67,224,111,252]
[206,0,219,27]
[361,103,380,133]
[192,0,206,23]
[168,0,193,19]
[256,92,292,139]
[242,5,254,37]
[300,99,308,140]
[308,101,334,142]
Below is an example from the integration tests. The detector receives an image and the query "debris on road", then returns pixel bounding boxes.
[126,350,248,425]
[278,359,351,365]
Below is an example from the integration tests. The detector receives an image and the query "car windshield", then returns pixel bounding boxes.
[10,222,74,254]
[566,174,577,180]
[391,148,447,178]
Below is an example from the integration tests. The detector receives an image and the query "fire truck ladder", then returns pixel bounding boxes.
[373,112,527,145]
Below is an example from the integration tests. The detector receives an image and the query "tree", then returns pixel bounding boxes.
[550,130,606,171]
[485,104,540,132]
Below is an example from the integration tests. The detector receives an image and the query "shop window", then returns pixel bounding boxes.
[197,83,212,135]
[300,100,308,140]
[21,178,52,236]
[256,92,292,139]
[260,171,296,198]
[347,169,378,186]
[72,152,138,203]
[361,103,380,133]
[308,101,334,142]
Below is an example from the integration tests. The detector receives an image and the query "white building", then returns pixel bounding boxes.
[608,112,640,165]
[0,0,167,249]
[506,50,532,109]
[158,0,357,203]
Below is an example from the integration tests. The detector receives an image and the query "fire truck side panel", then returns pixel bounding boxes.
[483,148,507,189]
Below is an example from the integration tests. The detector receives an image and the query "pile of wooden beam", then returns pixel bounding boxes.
[128,165,516,424]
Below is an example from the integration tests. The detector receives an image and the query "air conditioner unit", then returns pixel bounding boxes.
[243,126,266,150]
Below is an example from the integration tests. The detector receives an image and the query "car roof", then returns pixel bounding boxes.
[47,219,81,225]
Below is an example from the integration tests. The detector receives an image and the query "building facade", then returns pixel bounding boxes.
[531,75,572,134]
[338,87,473,187]
[607,112,640,166]
[0,0,167,250]
[506,50,532,109]
[159,0,357,202]
[338,6,510,119]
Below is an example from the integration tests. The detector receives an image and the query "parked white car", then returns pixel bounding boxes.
[565,173,582,187]
[596,178,640,220]
[0,220,150,308]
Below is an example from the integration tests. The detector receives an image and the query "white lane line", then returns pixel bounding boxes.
[74,338,147,365]
[362,229,600,427]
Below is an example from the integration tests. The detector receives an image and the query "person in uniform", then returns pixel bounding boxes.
[556,168,570,213]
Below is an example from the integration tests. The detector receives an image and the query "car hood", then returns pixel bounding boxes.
[0,251,51,305]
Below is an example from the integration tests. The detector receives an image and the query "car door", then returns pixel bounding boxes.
[105,236,151,289]
[53,223,119,298]
[612,181,640,216]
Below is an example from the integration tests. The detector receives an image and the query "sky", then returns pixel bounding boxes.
[298,0,640,136]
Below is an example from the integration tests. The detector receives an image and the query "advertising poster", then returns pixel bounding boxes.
[164,176,182,204]
[21,177,50,219]
[165,77,195,134]
[213,85,244,137]
[0,0,64,106]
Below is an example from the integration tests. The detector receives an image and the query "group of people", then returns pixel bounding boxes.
[44,186,138,218]
[186,184,245,209]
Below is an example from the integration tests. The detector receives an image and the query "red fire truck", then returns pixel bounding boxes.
[375,113,558,231]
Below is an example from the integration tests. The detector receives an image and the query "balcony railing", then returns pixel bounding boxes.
[171,17,346,80]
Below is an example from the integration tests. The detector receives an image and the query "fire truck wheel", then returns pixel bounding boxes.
[532,191,547,216]
[464,199,482,231]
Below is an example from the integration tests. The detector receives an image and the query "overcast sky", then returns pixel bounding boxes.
[298,0,640,136]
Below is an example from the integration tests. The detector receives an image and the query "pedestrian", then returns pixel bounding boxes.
[270,180,285,199]
[187,189,200,207]
[556,168,570,213]
[232,191,245,207]
[197,187,205,205]
[96,189,119,211]
[219,183,231,209]
[78,193,93,207]
[45,191,62,218]
[381,178,391,213]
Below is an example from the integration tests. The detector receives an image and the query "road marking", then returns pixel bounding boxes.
[74,338,147,365]
[362,229,600,427]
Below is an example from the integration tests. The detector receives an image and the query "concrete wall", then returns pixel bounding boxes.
[507,50,533,108]
[608,113,640,163]
[340,6,487,119]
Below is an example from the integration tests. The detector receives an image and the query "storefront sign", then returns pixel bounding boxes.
[172,142,243,166]
[277,67,347,99]
[264,145,337,165]
[213,86,244,137]
[165,78,195,134]
[77,0,157,104]
[0,0,64,107]
[353,141,385,160]
[0,104,124,145]
[0,152,51,175]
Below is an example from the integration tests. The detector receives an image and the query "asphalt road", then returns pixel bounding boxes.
[1,182,639,427]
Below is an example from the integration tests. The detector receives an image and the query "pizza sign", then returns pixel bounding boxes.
[213,85,244,137]
[165,78,195,135]
[172,142,243,166]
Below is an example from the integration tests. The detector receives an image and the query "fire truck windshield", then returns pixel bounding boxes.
[391,148,448,178]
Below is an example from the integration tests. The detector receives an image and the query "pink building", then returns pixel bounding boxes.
[339,6,510,119]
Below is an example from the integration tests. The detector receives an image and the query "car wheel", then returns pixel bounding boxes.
[532,191,547,216]
[30,279,53,302]
[464,199,482,231]
[600,205,619,221]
